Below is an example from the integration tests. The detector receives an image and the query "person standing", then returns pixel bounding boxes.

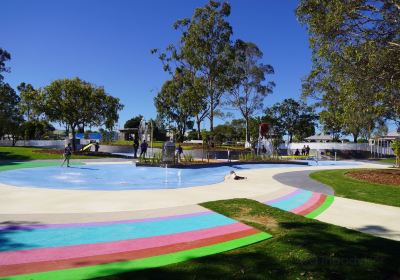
[176,145,183,162]
[94,142,100,152]
[133,137,139,158]
[140,140,148,158]
[61,143,72,167]
[306,145,311,156]
[262,145,267,154]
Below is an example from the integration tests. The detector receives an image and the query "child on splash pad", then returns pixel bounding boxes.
[229,171,247,180]
[61,143,72,167]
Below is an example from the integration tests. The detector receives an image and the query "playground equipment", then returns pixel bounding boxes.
[80,143,95,152]
[138,117,148,142]
[162,140,176,163]
[137,117,154,157]
[257,123,274,156]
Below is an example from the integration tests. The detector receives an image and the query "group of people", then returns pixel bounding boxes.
[294,145,311,156]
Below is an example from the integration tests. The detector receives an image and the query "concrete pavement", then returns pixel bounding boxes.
[0,160,399,241]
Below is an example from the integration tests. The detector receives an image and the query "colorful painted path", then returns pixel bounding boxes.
[0,187,334,280]
[264,189,334,219]
[0,161,366,279]
[0,206,271,279]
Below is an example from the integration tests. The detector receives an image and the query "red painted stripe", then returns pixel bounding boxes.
[291,193,321,214]
[0,228,260,277]
[0,223,250,266]
[296,194,327,216]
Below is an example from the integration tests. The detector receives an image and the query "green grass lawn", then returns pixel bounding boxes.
[377,158,395,165]
[99,199,400,280]
[310,169,400,207]
[0,146,107,160]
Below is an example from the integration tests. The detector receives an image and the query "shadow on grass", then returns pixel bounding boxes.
[0,151,30,161]
[277,221,400,280]
[92,249,285,280]
[0,221,44,251]
[91,199,400,280]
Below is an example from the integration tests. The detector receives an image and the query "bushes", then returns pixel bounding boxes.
[239,152,277,161]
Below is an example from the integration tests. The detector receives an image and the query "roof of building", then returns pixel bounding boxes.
[305,134,333,141]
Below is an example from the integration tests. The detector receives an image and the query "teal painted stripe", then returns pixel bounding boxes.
[0,213,235,251]
[268,190,313,211]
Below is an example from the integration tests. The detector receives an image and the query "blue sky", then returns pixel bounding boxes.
[2,0,312,129]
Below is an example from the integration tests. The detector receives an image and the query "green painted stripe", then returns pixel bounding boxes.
[0,161,84,172]
[305,195,334,219]
[6,232,272,280]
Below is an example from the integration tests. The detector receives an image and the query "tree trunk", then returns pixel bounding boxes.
[71,126,77,151]
[196,117,201,140]
[245,117,249,144]
[210,99,214,132]
[353,133,358,143]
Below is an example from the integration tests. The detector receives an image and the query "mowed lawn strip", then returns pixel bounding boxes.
[0,146,112,160]
[97,199,400,280]
[310,169,400,207]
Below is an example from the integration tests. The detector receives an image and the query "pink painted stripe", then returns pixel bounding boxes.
[290,192,321,214]
[265,189,302,204]
[0,222,251,265]
[0,211,213,230]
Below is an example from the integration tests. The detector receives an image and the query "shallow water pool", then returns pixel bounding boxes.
[0,163,298,190]
[0,161,361,190]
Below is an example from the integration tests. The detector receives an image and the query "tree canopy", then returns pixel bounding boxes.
[154,74,194,142]
[42,78,124,150]
[297,0,400,136]
[153,0,234,136]
[17,82,42,121]
[0,48,11,82]
[264,99,317,143]
[0,83,24,143]
[226,39,274,144]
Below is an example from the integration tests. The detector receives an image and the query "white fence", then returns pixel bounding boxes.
[286,142,369,151]
[0,140,394,156]
[285,142,393,156]
[0,140,66,148]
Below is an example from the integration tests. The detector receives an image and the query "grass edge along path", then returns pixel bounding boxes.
[0,147,111,161]
[4,233,271,280]
[310,169,400,207]
[198,199,400,280]
[305,195,334,218]
[0,161,84,172]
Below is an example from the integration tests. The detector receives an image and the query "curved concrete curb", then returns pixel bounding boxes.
[272,170,334,195]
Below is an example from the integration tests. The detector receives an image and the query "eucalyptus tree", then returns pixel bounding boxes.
[43,78,123,150]
[226,39,274,144]
[0,48,24,143]
[0,48,11,82]
[153,0,233,134]
[17,82,43,121]
[264,99,317,143]
[297,0,400,129]
[0,83,24,144]
[154,73,195,142]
